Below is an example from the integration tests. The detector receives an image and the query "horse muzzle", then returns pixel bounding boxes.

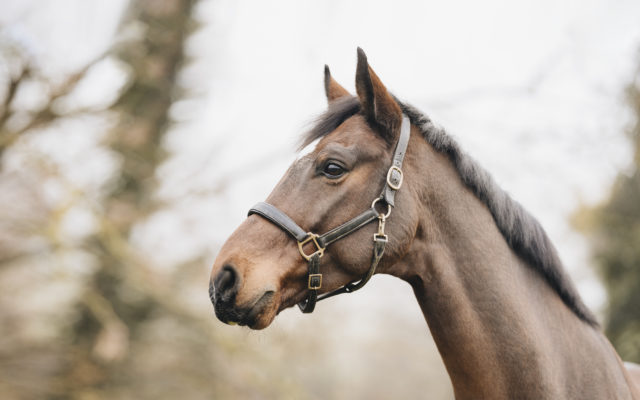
[209,265,275,328]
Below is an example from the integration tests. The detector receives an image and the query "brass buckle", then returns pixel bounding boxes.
[386,165,403,190]
[298,233,325,261]
[308,274,322,290]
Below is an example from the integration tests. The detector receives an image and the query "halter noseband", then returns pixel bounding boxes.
[248,115,410,313]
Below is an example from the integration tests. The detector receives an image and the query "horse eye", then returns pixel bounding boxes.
[322,162,346,178]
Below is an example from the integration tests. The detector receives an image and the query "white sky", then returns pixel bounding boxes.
[3,0,640,396]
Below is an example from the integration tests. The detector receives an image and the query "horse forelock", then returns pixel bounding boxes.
[299,96,361,150]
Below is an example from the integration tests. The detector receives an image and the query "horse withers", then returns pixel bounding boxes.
[209,48,640,399]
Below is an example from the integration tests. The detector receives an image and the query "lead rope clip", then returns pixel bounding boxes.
[374,214,388,242]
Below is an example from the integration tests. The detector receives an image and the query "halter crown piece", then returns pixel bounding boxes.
[248,115,411,313]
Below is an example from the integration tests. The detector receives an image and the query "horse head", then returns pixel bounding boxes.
[209,48,420,329]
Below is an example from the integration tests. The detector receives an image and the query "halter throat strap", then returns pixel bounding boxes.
[247,114,410,313]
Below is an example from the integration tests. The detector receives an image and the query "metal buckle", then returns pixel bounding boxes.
[308,274,322,290]
[386,165,403,190]
[373,233,388,242]
[298,233,325,261]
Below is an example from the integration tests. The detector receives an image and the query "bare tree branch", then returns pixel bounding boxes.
[0,64,30,125]
[0,51,108,157]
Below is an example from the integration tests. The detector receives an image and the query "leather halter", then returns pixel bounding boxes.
[248,115,410,313]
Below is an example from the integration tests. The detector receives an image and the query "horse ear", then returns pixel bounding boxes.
[324,65,350,104]
[355,47,402,142]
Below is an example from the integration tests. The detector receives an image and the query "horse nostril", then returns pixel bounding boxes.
[213,264,239,299]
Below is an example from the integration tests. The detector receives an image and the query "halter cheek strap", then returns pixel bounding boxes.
[248,115,410,313]
[381,114,410,206]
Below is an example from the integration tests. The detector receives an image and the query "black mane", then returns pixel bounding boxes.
[301,96,598,326]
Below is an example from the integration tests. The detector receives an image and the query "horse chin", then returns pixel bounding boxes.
[242,290,278,330]
[247,312,276,330]
[245,288,304,329]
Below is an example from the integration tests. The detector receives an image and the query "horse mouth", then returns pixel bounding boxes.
[213,290,276,329]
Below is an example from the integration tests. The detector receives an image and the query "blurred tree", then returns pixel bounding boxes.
[61,0,209,396]
[0,1,312,399]
[575,57,640,363]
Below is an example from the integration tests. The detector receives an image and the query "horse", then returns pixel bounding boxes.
[209,48,640,399]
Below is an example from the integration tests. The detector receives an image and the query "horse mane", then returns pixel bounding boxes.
[301,95,599,327]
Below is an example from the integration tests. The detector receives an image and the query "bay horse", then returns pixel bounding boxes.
[210,48,640,399]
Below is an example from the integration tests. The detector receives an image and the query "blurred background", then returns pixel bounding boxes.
[0,0,639,399]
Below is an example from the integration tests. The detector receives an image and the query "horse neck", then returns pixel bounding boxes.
[389,134,636,399]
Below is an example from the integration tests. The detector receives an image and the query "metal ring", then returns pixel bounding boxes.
[371,198,391,219]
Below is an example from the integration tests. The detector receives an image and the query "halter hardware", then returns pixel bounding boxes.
[298,233,325,261]
[308,274,322,290]
[371,197,392,219]
[248,114,411,313]
[374,214,388,242]
[386,165,404,190]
